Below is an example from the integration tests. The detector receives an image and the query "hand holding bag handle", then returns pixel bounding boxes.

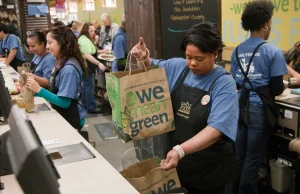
[124,49,147,75]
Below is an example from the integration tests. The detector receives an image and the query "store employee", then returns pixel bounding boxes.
[132,22,238,194]
[0,23,26,70]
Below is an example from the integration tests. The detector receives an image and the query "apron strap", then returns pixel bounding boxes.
[235,41,266,90]
[208,72,231,93]
[63,63,82,100]
[49,60,82,95]
[175,67,190,88]
[31,53,50,73]
[1,35,11,57]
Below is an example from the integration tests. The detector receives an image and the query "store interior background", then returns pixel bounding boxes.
[48,0,124,26]
[0,0,299,193]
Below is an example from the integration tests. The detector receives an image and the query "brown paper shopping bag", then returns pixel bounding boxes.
[17,62,30,74]
[120,157,181,194]
[20,73,35,112]
[106,53,175,142]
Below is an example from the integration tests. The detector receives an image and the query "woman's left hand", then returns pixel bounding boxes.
[160,149,180,170]
[26,77,41,93]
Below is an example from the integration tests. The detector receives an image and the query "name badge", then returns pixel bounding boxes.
[201,95,210,106]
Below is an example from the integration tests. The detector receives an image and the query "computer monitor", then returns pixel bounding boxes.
[0,70,12,123]
[6,105,61,194]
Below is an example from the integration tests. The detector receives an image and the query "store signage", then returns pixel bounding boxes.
[50,7,56,15]
[84,0,95,11]
[103,0,117,8]
[27,0,46,2]
[55,0,66,13]
[222,0,300,50]
[69,2,78,13]
[7,5,14,9]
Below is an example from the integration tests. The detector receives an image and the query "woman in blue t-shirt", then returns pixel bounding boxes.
[26,30,56,88]
[25,25,87,132]
[132,22,238,194]
[230,1,288,194]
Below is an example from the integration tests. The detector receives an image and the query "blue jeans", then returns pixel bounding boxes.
[230,104,270,194]
[82,72,96,111]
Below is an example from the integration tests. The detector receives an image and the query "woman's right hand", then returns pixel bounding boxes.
[132,37,148,61]
[98,62,106,72]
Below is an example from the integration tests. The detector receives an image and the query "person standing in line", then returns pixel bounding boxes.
[98,13,119,51]
[111,14,127,72]
[78,22,106,114]
[71,20,83,38]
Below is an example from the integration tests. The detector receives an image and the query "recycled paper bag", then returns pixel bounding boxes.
[17,62,30,74]
[20,73,34,112]
[105,65,175,142]
[120,157,181,194]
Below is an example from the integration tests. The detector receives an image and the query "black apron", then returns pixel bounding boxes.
[169,68,237,191]
[235,42,278,128]
[0,35,25,70]
[30,53,50,74]
[49,62,81,130]
[86,52,99,73]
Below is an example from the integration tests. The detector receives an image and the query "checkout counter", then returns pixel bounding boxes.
[0,64,139,194]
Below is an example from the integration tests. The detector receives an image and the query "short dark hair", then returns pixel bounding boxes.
[0,23,8,34]
[241,0,274,32]
[6,23,17,35]
[53,21,65,27]
[181,21,225,54]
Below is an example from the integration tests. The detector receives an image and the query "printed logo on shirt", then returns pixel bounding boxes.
[239,58,255,74]
[236,54,262,79]
[177,101,191,119]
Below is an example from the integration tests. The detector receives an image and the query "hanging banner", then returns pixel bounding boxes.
[69,2,78,13]
[102,0,117,8]
[55,0,66,13]
[222,0,300,50]
[50,7,56,15]
[84,0,95,11]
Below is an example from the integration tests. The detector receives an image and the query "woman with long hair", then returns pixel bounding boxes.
[78,22,106,114]
[26,25,87,130]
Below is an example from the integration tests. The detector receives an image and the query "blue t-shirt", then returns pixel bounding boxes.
[0,34,25,61]
[152,58,238,141]
[230,37,288,104]
[112,28,127,72]
[31,53,56,80]
[73,30,80,38]
[54,58,86,120]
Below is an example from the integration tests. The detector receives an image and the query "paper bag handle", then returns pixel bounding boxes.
[145,167,164,177]
[125,50,147,75]
[121,147,141,170]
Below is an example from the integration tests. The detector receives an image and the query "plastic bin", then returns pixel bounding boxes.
[269,159,293,193]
